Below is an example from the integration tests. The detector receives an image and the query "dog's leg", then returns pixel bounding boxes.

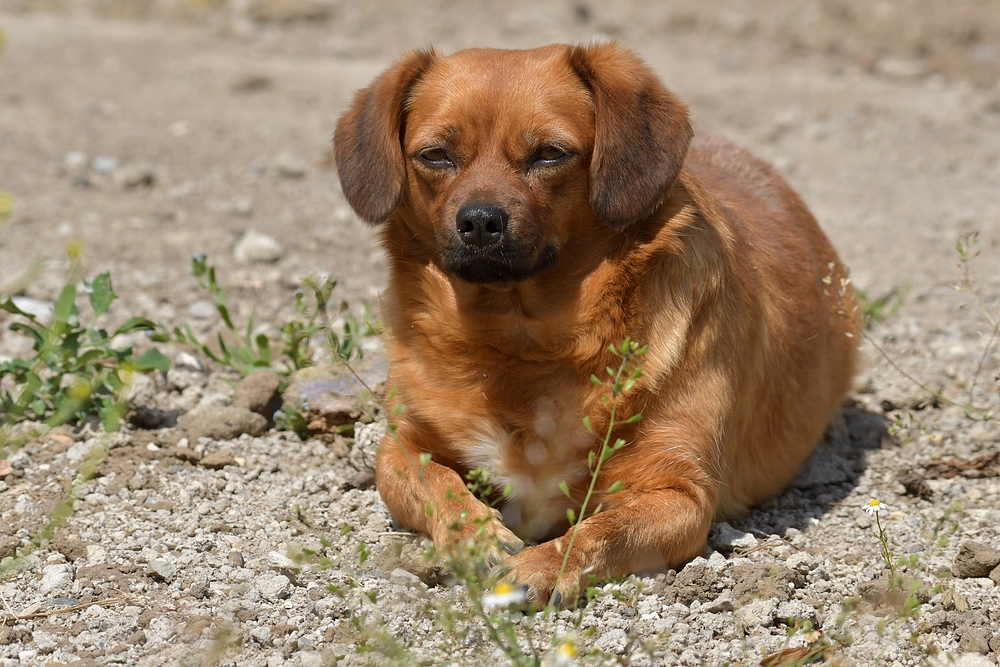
[376,435,524,564]
[500,482,713,605]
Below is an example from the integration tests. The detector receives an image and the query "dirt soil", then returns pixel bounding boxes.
[2,1,1000,666]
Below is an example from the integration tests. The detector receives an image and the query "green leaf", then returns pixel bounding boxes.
[53,283,77,327]
[590,374,602,386]
[623,378,636,392]
[419,452,432,466]
[133,348,171,373]
[593,502,603,515]
[115,316,157,334]
[85,273,115,317]
[0,296,33,319]
[558,480,572,500]
[566,508,577,524]
[606,366,615,377]
[587,450,596,468]
[608,480,624,493]
[624,413,643,424]
[255,333,271,366]
[582,415,593,434]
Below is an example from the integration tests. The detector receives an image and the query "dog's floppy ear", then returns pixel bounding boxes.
[569,43,693,231]
[333,50,436,224]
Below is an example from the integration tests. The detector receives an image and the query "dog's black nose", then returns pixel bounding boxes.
[456,204,508,248]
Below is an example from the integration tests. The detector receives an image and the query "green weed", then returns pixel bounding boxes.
[1,272,170,437]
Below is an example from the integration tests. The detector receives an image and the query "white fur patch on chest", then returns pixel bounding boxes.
[462,422,534,500]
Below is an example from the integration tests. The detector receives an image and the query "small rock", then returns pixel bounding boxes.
[178,405,268,440]
[990,563,1000,585]
[874,56,929,79]
[233,369,282,418]
[708,522,757,551]
[228,551,246,568]
[0,536,20,559]
[389,568,424,588]
[114,164,156,189]
[86,545,108,565]
[776,600,819,627]
[245,0,332,23]
[91,155,121,173]
[283,365,382,435]
[39,564,74,595]
[736,598,776,628]
[149,559,178,581]
[272,151,307,178]
[128,630,147,645]
[200,450,239,470]
[731,563,803,602]
[232,74,273,93]
[234,230,283,264]
[188,300,218,320]
[64,151,88,171]
[594,627,628,655]
[785,551,818,574]
[952,541,1000,578]
[174,353,205,373]
[702,590,735,613]
[258,573,291,601]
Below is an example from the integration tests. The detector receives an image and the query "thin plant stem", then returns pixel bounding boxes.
[551,349,632,605]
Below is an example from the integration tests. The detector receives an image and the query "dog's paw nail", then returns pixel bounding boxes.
[502,540,524,555]
[550,591,562,607]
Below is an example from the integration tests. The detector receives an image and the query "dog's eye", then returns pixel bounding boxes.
[418,148,454,168]
[532,145,569,166]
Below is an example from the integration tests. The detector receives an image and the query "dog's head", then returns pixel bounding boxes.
[334,43,692,286]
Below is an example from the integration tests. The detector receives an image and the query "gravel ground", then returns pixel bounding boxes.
[2,1,1000,666]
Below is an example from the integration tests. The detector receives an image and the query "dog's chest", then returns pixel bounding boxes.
[457,397,591,536]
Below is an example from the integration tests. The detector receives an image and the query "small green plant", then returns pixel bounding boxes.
[856,286,905,328]
[162,254,372,376]
[863,499,897,580]
[0,272,170,437]
[554,336,647,603]
[160,253,274,375]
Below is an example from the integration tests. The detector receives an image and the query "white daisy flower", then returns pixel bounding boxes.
[862,499,888,516]
[482,582,527,611]
[551,640,578,666]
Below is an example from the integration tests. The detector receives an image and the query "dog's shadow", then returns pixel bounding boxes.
[734,401,889,538]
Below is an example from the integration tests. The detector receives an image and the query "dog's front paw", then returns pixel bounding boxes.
[498,542,590,607]
[435,509,524,568]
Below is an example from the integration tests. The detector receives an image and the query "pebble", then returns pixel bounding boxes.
[91,155,121,173]
[708,522,757,551]
[175,352,205,372]
[952,541,1000,578]
[38,564,73,595]
[188,300,218,320]
[178,405,269,440]
[257,573,291,601]
[735,598,776,628]
[149,559,177,581]
[200,449,238,469]
[234,230,283,264]
[272,151,308,178]
[232,369,283,418]
[114,163,156,189]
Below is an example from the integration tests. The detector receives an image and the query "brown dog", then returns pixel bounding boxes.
[333,43,858,603]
